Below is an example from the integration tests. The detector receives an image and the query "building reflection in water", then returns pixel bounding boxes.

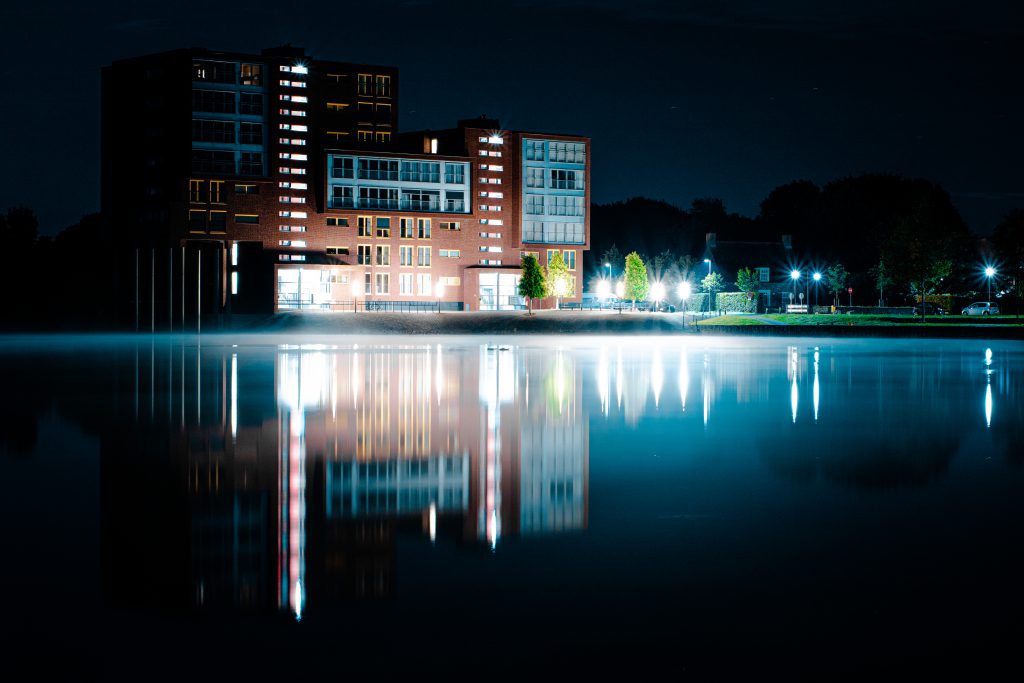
[102,342,588,618]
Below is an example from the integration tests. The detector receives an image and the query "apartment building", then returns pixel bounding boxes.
[101,47,589,322]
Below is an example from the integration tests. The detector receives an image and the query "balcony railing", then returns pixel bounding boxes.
[323,196,467,213]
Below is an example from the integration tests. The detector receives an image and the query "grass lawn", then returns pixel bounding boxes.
[761,313,1024,326]
[695,316,770,326]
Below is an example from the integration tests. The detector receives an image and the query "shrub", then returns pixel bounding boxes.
[716,291,759,313]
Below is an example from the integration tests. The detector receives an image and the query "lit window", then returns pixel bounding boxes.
[417,273,432,295]
[400,245,413,266]
[375,244,390,265]
[417,246,431,267]
[375,273,389,294]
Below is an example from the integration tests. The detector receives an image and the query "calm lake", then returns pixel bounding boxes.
[1,335,1022,677]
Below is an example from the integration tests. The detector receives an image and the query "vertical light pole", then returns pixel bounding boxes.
[605,261,611,280]
[790,270,801,312]
[812,272,821,311]
[678,281,691,322]
[435,281,444,313]
[615,281,624,314]
[985,266,996,301]
[703,259,711,314]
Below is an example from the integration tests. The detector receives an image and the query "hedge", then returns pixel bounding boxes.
[682,293,710,312]
[716,291,760,313]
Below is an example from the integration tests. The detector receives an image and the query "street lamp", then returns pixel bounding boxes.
[703,259,712,313]
[650,281,665,311]
[351,279,361,312]
[790,270,801,311]
[984,266,996,301]
[812,272,821,309]
[678,281,691,318]
[435,281,444,313]
[605,261,611,279]
[596,278,611,303]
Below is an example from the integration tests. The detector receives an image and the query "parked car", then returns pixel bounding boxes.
[961,301,1000,316]
[913,302,945,316]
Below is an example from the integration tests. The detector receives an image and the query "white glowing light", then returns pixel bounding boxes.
[597,279,611,299]
[615,281,625,299]
[678,282,692,299]
[487,135,504,145]
[790,270,801,281]
[813,272,822,282]
[985,382,992,428]
[429,503,437,542]
[985,267,996,278]
[650,282,666,302]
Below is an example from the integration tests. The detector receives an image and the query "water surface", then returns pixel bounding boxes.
[1,335,1021,676]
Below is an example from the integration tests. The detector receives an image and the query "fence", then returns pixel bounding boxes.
[277,297,464,312]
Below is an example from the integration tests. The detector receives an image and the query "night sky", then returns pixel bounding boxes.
[2,0,1022,236]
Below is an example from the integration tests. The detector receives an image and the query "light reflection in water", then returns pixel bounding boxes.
[651,347,663,409]
[89,337,1015,619]
[813,348,820,423]
[678,348,689,412]
[703,352,710,427]
[789,347,799,424]
[985,347,993,428]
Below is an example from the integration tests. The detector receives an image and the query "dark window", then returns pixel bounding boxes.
[209,212,227,231]
[234,184,259,194]
[192,89,236,114]
[326,217,349,227]
[191,149,234,174]
[191,119,235,143]
[235,214,260,224]
[239,122,262,145]
[240,93,263,115]
[239,152,263,176]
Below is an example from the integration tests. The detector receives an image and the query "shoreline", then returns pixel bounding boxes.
[3,310,1023,340]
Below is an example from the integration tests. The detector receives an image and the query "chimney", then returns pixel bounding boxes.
[782,234,792,250]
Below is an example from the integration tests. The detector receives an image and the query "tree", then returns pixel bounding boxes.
[518,254,546,314]
[652,249,675,280]
[869,259,894,307]
[881,204,960,321]
[701,272,724,312]
[599,244,623,278]
[545,251,573,310]
[623,251,649,308]
[735,267,759,300]
[824,263,849,308]
[992,209,1024,317]
[0,205,40,253]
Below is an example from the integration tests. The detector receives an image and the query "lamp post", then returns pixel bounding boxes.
[615,280,624,314]
[678,281,691,320]
[812,271,821,311]
[703,259,711,313]
[651,281,665,312]
[435,282,444,313]
[605,261,611,280]
[597,278,611,309]
[985,266,996,301]
[790,270,801,312]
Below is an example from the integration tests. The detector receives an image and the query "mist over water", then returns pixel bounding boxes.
[1,335,1022,676]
